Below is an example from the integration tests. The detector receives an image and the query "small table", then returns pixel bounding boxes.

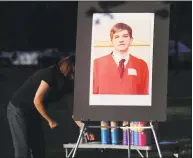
[63,142,152,158]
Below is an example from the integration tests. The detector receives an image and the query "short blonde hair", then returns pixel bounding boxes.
[110,23,133,40]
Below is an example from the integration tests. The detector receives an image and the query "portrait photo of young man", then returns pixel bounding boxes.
[89,13,154,106]
[93,22,149,95]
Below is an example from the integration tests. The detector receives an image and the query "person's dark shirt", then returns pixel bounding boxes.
[11,65,74,110]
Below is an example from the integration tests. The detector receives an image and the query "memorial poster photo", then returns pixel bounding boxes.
[89,13,154,106]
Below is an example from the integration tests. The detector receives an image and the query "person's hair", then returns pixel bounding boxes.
[58,55,75,79]
[110,23,133,40]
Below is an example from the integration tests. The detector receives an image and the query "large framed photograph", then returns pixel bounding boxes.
[73,2,170,121]
[90,13,154,106]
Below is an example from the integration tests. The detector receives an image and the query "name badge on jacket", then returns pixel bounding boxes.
[128,68,137,76]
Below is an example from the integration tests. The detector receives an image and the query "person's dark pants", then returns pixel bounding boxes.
[7,102,45,158]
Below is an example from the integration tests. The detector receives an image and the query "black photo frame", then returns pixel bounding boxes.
[73,2,170,122]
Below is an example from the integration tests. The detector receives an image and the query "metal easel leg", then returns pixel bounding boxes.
[136,149,144,158]
[145,150,149,158]
[71,123,86,158]
[65,148,68,158]
[67,148,75,158]
[150,121,162,158]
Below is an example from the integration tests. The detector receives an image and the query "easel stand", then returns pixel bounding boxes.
[64,121,162,158]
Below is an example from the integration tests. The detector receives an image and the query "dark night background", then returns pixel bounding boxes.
[0,2,192,158]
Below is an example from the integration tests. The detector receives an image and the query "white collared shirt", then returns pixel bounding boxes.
[112,51,130,67]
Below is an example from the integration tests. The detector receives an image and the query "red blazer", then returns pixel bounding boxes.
[93,54,149,95]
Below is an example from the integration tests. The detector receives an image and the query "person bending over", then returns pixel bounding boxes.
[7,55,94,158]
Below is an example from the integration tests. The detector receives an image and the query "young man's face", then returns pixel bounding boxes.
[111,29,133,53]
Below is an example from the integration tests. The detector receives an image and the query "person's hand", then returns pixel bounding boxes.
[85,132,95,141]
[48,120,58,129]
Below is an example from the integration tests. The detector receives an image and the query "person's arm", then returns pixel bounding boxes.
[34,80,57,128]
